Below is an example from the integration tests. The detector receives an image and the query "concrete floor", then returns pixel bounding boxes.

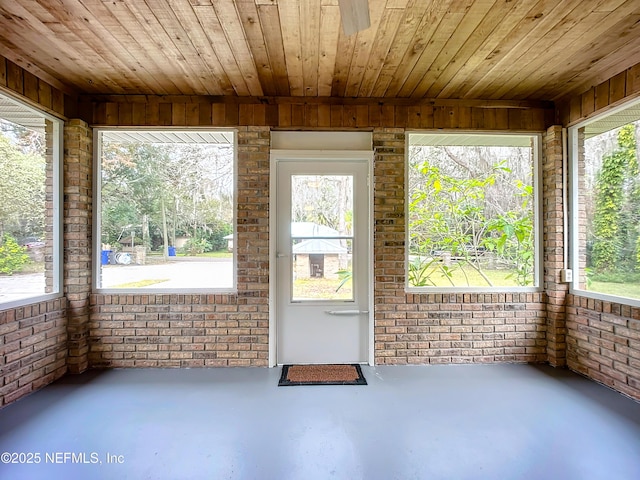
[0,364,639,480]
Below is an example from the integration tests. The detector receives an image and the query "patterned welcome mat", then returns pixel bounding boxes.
[278,364,367,386]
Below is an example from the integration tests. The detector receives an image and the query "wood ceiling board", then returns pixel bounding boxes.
[397,0,475,97]
[420,0,514,99]
[208,0,263,96]
[235,0,277,96]
[166,1,240,95]
[457,0,571,99]
[436,0,543,99]
[318,4,341,97]
[0,34,75,96]
[132,0,222,95]
[386,0,410,7]
[0,6,78,94]
[105,3,197,95]
[121,0,219,95]
[2,0,640,102]
[256,4,290,96]
[528,5,640,100]
[553,38,640,104]
[80,0,185,95]
[357,6,404,97]
[40,0,154,94]
[342,0,387,97]
[0,1,117,93]
[383,0,458,98]
[410,0,498,99]
[521,7,639,100]
[368,0,432,97]
[186,3,250,97]
[485,0,622,100]
[330,22,357,97]
[278,0,304,96]
[94,0,187,95]
[301,0,321,96]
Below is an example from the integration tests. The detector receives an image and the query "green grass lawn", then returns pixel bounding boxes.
[20,261,45,274]
[411,263,521,287]
[423,264,640,298]
[293,277,353,300]
[588,281,640,300]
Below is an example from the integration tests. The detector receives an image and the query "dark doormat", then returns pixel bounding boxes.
[278,364,367,386]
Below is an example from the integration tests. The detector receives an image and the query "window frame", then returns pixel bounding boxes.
[569,99,640,307]
[405,130,543,293]
[93,127,237,294]
[0,92,63,310]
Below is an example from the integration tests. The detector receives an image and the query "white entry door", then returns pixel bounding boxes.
[275,154,371,365]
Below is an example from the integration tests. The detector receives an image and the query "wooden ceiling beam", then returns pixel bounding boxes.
[78,94,553,110]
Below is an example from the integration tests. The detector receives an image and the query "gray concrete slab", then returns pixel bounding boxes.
[0,364,639,480]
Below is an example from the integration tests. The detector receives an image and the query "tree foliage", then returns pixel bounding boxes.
[0,234,29,275]
[590,124,639,273]
[0,129,46,241]
[408,144,535,287]
[100,140,233,255]
[291,175,352,234]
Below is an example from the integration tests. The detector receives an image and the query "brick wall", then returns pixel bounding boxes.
[566,295,640,400]
[563,104,640,401]
[64,120,93,374]
[372,128,548,364]
[0,299,67,407]
[89,294,268,367]
[88,126,270,367]
[0,106,67,407]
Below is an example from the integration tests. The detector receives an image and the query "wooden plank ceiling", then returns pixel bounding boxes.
[0,0,638,102]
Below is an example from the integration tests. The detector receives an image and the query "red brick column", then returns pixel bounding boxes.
[64,119,93,374]
[543,126,568,367]
[234,126,270,365]
[542,126,569,366]
[373,128,407,364]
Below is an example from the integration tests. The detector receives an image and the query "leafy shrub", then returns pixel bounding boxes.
[0,234,30,275]
[182,237,212,255]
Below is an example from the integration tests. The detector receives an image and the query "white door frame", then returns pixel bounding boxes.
[268,149,374,366]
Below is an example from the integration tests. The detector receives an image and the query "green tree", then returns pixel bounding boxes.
[484,181,535,286]
[0,234,29,275]
[408,146,534,287]
[0,132,46,240]
[100,139,234,257]
[591,124,638,272]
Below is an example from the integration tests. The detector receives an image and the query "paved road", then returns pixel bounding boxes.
[101,259,233,289]
[0,258,234,302]
[0,272,46,303]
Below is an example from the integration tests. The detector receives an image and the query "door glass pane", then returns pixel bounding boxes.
[290,175,354,301]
